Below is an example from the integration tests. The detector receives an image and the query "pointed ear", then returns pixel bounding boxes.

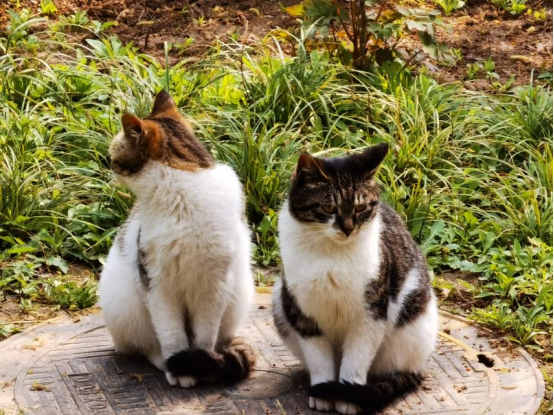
[121,114,163,157]
[151,90,178,117]
[360,143,388,180]
[295,153,329,182]
[121,113,144,141]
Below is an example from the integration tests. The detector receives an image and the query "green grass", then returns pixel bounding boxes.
[0,8,552,362]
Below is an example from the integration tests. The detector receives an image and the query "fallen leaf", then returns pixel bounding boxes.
[510,55,532,62]
[30,381,51,392]
[285,3,304,17]
[130,373,143,383]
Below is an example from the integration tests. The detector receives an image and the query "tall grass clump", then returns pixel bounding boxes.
[0,9,551,351]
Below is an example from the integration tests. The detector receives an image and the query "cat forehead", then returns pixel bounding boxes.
[304,179,379,202]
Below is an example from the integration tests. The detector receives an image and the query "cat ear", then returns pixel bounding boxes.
[295,153,329,182]
[360,143,388,179]
[151,90,178,117]
[121,114,163,157]
[121,113,144,142]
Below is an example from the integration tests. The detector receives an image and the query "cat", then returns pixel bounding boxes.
[272,144,438,415]
[99,91,255,388]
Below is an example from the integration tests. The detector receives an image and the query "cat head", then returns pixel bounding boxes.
[288,143,388,242]
[109,91,213,178]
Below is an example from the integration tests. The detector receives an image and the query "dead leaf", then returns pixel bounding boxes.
[130,373,143,383]
[510,55,532,62]
[285,3,304,17]
[30,381,51,392]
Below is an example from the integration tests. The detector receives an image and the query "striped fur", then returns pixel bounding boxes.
[166,338,256,385]
[309,372,423,414]
[273,145,438,414]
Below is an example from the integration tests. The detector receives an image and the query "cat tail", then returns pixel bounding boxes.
[309,372,423,414]
[166,338,256,385]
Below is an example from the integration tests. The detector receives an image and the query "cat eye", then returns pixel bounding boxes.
[354,204,367,213]
[321,205,337,214]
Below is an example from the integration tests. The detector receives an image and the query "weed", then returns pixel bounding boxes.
[40,0,57,16]
[44,279,98,310]
[491,0,527,15]
[284,0,457,70]
[434,0,465,15]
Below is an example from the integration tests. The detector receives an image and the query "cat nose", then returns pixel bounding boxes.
[342,218,354,236]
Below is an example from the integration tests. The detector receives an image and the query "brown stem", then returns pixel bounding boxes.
[375,0,388,22]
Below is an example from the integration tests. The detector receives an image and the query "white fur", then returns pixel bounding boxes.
[99,159,254,387]
[274,202,438,414]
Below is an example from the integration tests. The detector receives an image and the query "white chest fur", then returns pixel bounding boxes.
[132,162,246,293]
[279,204,382,340]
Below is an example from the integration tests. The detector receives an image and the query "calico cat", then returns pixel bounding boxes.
[99,91,255,388]
[272,144,438,415]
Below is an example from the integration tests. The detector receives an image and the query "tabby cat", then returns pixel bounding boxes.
[273,144,438,414]
[99,91,255,388]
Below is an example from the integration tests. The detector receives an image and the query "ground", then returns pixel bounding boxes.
[0,0,552,86]
[0,0,551,413]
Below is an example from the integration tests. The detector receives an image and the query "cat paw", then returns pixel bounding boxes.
[335,401,362,415]
[308,396,334,412]
[165,372,197,388]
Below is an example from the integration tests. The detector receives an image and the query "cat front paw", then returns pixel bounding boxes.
[335,400,362,415]
[308,396,334,412]
[165,372,198,388]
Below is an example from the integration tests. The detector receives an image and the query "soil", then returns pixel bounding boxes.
[0,0,551,87]
[431,1,553,86]
[0,263,98,338]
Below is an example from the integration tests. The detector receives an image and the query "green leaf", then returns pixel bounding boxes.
[46,256,69,274]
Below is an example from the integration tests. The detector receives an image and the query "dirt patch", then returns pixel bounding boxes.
[1,0,551,86]
[433,3,553,86]
[1,0,298,60]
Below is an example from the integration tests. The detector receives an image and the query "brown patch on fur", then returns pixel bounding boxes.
[110,91,213,176]
[150,116,213,171]
[165,337,257,384]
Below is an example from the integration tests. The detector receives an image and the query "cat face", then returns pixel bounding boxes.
[288,144,388,241]
[109,91,213,177]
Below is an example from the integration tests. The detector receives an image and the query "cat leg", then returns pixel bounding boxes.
[190,294,226,350]
[298,335,336,412]
[145,287,195,388]
[335,320,387,415]
[147,350,165,372]
[218,259,254,344]
[371,296,438,376]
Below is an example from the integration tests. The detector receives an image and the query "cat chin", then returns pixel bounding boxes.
[326,231,359,245]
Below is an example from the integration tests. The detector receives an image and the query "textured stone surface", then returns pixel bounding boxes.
[0,294,544,414]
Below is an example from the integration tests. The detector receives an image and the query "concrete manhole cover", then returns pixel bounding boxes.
[0,294,544,414]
